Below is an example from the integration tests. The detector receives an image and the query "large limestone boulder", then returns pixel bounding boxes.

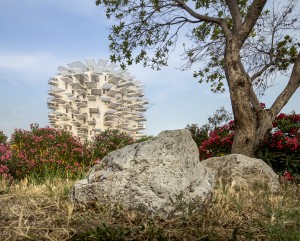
[70,129,214,217]
[201,154,280,193]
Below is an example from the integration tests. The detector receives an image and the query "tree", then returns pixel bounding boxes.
[206,107,233,130]
[186,107,232,146]
[96,0,300,157]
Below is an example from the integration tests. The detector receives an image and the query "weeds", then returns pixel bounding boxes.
[0,178,299,240]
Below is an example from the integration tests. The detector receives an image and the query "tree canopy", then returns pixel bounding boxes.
[96,0,300,156]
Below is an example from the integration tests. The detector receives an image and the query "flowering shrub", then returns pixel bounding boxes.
[0,143,12,180]
[257,112,300,175]
[198,112,300,177]
[185,124,209,147]
[8,124,91,180]
[199,120,235,160]
[92,129,135,161]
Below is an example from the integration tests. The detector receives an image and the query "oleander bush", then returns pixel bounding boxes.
[0,143,12,180]
[197,111,300,179]
[6,124,92,180]
[0,125,153,181]
[91,129,135,161]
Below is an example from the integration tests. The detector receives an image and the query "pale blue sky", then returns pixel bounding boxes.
[0,0,299,138]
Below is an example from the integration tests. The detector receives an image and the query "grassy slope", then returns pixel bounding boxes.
[0,178,299,241]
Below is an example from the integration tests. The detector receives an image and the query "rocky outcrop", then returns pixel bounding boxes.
[69,129,214,217]
[201,154,280,193]
[70,129,280,218]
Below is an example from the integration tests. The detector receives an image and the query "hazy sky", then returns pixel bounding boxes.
[0,0,299,138]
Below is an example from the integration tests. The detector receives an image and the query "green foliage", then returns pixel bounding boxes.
[70,223,132,241]
[8,124,91,180]
[135,135,154,143]
[0,131,7,144]
[185,124,209,147]
[1,124,151,181]
[186,107,233,147]
[91,129,135,160]
[256,112,300,175]
[96,0,300,94]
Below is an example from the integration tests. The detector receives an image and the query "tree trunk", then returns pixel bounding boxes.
[224,38,273,157]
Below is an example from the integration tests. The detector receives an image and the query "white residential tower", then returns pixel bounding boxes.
[47,58,148,140]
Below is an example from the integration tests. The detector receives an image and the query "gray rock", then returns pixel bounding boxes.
[69,129,214,217]
[201,154,280,193]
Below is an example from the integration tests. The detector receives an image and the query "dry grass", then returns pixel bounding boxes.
[0,178,299,241]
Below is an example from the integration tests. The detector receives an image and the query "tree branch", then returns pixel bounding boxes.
[238,0,267,46]
[271,53,300,117]
[225,0,242,31]
[250,61,274,81]
[174,0,231,38]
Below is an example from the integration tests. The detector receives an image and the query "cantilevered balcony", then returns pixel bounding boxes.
[116,122,129,128]
[137,114,147,122]
[137,124,146,130]
[77,101,88,108]
[61,77,73,84]
[60,115,71,121]
[118,80,135,88]
[104,114,115,120]
[87,118,96,125]
[106,87,120,97]
[101,96,112,102]
[124,112,137,120]
[87,95,97,101]
[84,81,97,89]
[127,103,142,109]
[72,119,81,126]
[102,82,113,90]
[74,113,87,120]
[71,109,80,114]
[48,78,58,86]
[107,75,120,84]
[116,110,130,116]
[55,98,66,104]
[103,120,113,126]
[127,91,141,97]
[71,82,84,90]
[91,88,102,95]
[76,89,87,95]
[48,112,56,118]
[136,106,146,112]
[108,100,120,109]
[89,107,99,113]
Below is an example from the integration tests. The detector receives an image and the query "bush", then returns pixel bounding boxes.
[199,120,235,160]
[198,112,300,177]
[91,129,135,161]
[185,124,209,147]
[257,112,300,175]
[0,143,12,180]
[0,131,7,144]
[8,124,91,180]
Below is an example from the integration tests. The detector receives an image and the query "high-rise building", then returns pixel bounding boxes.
[47,58,148,140]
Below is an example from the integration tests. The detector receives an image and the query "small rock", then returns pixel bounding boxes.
[201,154,280,193]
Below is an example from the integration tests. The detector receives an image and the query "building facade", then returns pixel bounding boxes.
[47,58,148,140]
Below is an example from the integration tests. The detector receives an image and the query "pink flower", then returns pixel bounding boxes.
[277,113,286,120]
[260,103,266,109]
[283,171,294,181]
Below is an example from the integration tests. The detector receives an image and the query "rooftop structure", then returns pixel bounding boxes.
[47,58,148,140]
